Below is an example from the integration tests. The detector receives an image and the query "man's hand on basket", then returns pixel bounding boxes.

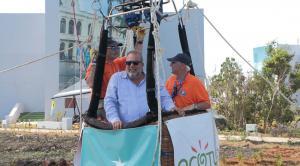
[175,107,185,116]
[182,104,196,111]
[112,120,122,130]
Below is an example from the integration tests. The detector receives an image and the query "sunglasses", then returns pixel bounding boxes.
[107,46,119,51]
[125,61,141,66]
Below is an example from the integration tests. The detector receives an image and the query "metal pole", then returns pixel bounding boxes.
[108,7,150,18]
[79,47,83,130]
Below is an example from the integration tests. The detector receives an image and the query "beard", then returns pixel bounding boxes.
[127,71,139,79]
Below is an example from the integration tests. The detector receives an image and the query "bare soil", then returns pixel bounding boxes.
[0,130,79,166]
[220,140,300,165]
[1,130,300,166]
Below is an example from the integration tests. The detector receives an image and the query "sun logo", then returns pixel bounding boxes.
[178,139,217,166]
[112,158,125,166]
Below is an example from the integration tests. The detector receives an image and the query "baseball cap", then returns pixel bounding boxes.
[167,53,192,66]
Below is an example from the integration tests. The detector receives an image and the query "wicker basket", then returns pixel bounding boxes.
[161,121,174,165]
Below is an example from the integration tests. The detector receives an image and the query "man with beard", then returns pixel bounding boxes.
[104,50,175,129]
[85,39,126,120]
[85,34,145,120]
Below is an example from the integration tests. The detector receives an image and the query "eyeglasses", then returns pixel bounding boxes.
[125,61,141,66]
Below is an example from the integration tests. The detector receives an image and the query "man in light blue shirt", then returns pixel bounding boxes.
[104,50,175,129]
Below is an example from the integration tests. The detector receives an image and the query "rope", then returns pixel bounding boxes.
[72,0,100,129]
[174,1,297,108]
[0,41,88,74]
[71,0,82,129]
[0,0,99,85]
[88,10,98,44]
[124,29,135,54]
[201,12,296,108]
[150,1,163,165]
[71,0,87,72]
[71,0,80,42]
[92,0,106,19]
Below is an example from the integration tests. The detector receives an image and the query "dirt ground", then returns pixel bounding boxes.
[1,130,300,166]
[220,140,300,165]
[0,130,79,165]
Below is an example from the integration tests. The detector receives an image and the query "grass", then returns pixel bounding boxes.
[275,154,283,166]
[18,112,44,122]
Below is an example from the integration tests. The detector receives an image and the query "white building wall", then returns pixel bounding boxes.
[0,14,45,119]
[44,0,60,120]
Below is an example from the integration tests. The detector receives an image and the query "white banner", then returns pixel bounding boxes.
[165,112,219,166]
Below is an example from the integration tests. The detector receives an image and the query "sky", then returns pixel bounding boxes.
[166,0,300,76]
[0,0,44,13]
[1,0,300,76]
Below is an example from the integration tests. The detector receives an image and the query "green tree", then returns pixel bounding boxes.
[262,43,294,131]
[209,57,246,129]
[290,63,300,92]
[209,42,296,132]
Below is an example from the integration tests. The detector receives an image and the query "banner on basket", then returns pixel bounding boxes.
[165,111,219,166]
[81,125,159,166]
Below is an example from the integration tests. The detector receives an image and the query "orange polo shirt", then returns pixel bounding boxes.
[165,73,210,109]
[113,57,126,71]
[85,57,126,98]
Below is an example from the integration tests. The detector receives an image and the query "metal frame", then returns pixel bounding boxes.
[107,0,170,19]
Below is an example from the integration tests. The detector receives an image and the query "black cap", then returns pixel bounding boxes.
[167,53,192,66]
[107,38,123,47]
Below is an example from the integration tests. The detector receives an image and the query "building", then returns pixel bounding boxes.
[58,0,125,90]
[0,12,46,120]
[0,1,205,121]
[0,0,106,120]
[58,0,102,90]
[253,43,300,71]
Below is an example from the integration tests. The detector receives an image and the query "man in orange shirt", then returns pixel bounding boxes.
[85,35,145,119]
[165,53,211,114]
[85,39,126,98]
[85,39,126,119]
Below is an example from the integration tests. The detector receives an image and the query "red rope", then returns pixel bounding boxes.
[71,0,86,71]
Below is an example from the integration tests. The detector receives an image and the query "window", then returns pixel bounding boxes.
[88,23,91,35]
[69,20,74,34]
[76,21,82,35]
[60,18,66,33]
[59,42,65,60]
[68,43,73,60]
